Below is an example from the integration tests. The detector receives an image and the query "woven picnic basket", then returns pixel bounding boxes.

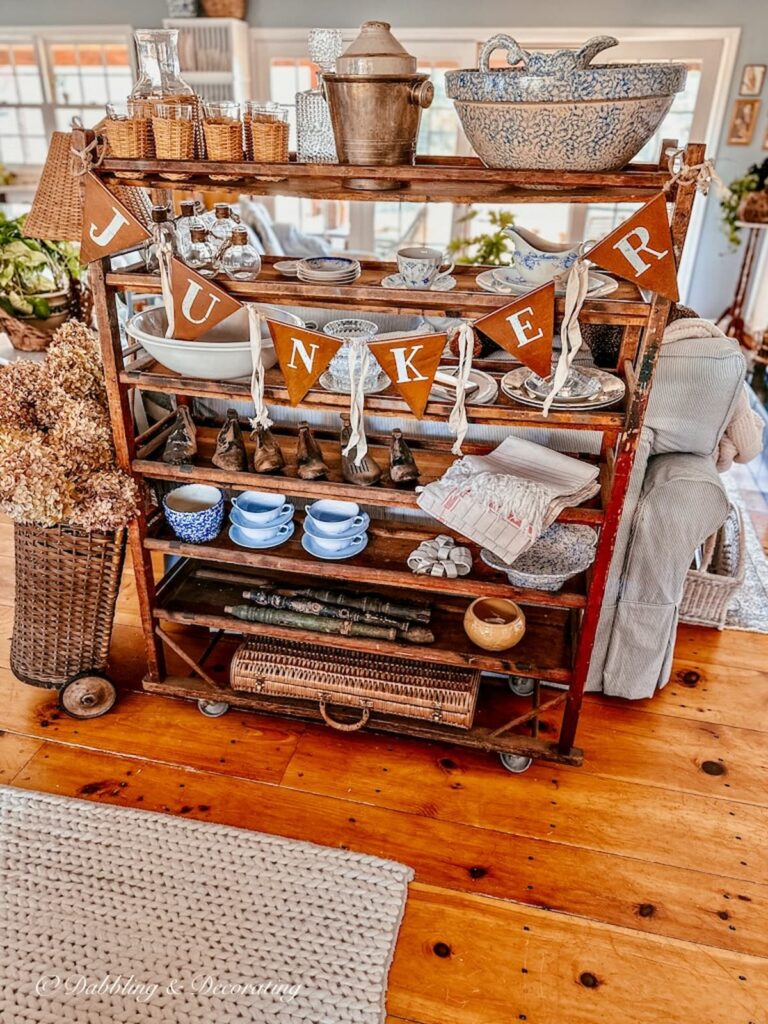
[11,524,126,689]
[231,636,480,730]
[679,503,745,630]
[201,0,246,17]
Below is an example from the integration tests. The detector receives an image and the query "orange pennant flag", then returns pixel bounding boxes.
[80,172,151,264]
[474,283,555,377]
[369,332,446,418]
[268,320,342,405]
[169,258,243,341]
[586,193,679,301]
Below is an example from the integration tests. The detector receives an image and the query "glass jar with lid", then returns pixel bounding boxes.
[219,227,262,282]
[175,199,206,258]
[145,205,177,272]
[184,227,217,279]
[208,203,239,251]
[129,29,195,117]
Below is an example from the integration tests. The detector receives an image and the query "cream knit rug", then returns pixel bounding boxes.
[0,785,413,1023]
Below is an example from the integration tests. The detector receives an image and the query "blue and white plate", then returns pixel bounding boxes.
[229,521,295,550]
[381,273,456,292]
[303,512,370,543]
[229,504,294,532]
[302,531,369,561]
[300,257,359,274]
[476,268,616,298]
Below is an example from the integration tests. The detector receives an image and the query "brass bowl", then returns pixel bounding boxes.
[463,597,526,651]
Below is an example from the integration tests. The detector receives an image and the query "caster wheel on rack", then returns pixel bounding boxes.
[197,699,230,718]
[508,675,536,697]
[59,673,117,719]
[499,753,533,774]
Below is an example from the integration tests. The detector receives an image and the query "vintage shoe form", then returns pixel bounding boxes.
[339,413,382,487]
[295,420,329,480]
[251,424,285,474]
[212,408,247,472]
[162,405,197,465]
[388,428,420,487]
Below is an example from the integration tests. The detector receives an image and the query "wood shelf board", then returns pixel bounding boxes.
[106,259,650,323]
[154,560,575,677]
[120,361,627,431]
[136,422,605,525]
[144,515,589,612]
[141,671,583,765]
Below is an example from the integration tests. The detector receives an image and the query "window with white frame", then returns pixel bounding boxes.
[0,28,133,167]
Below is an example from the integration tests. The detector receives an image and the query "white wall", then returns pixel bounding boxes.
[4,0,768,318]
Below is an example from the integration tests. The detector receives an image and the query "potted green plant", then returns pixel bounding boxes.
[448,208,516,265]
[0,213,84,350]
[720,157,768,247]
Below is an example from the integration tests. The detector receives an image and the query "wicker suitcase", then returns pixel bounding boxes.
[230,637,480,731]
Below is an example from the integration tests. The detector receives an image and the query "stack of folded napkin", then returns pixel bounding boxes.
[417,436,600,564]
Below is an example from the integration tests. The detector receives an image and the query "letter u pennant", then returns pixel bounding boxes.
[169,258,242,340]
[268,321,342,404]
[586,193,679,302]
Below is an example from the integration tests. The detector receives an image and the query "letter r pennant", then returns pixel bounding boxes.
[268,320,342,405]
[474,282,555,377]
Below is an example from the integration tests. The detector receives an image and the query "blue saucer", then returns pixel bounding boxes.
[229,521,295,550]
[303,512,370,543]
[230,505,294,531]
[301,531,369,561]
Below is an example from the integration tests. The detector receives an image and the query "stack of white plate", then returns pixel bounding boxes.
[296,257,361,285]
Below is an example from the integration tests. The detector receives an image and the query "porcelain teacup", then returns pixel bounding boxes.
[232,491,293,525]
[231,517,293,543]
[310,531,366,555]
[163,484,224,544]
[305,499,365,536]
[396,246,454,289]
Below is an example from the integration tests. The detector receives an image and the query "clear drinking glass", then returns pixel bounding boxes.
[152,103,195,162]
[243,101,290,162]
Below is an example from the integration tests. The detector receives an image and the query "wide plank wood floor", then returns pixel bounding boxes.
[1,481,767,1024]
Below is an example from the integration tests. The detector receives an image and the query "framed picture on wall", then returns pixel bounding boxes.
[739,64,767,97]
[727,98,761,145]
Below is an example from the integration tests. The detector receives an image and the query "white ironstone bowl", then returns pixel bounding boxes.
[481,524,598,592]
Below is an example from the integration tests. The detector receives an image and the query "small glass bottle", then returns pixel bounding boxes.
[296,29,343,164]
[219,227,262,282]
[145,205,177,272]
[184,226,217,279]
[175,199,206,259]
[208,203,238,252]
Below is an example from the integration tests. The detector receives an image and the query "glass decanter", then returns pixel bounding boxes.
[129,29,194,116]
[219,227,262,282]
[184,227,217,279]
[174,199,206,259]
[296,29,343,164]
[145,205,177,272]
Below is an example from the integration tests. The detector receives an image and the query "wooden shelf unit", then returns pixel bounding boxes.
[91,144,705,769]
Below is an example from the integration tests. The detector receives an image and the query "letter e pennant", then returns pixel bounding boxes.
[268,321,342,405]
[169,258,242,340]
[80,172,150,265]
[587,193,678,301]
[474,283,554,377]
[369,332,446,418]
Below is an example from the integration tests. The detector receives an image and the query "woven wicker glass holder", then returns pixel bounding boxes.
[104,117,155,168]
[152,117,196,179]
[11,524,126,689]
[203,120,244,180]
[244,116,289,163]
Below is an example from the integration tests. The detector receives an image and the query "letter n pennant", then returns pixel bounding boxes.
[79,173,151,264]
[369,332,446,418]
[268,321,342,405]
[169,258,242,340]
[474,282,555,377]
[587,193,679,301]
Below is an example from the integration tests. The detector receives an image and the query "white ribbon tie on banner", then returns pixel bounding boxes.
[342,338,369,466]
[543,255,590,417]
[158,241,176,339]
[247,304,272,430]
[448,320,475,455]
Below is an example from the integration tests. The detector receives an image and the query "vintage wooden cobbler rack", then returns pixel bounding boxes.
[90,142,705,770]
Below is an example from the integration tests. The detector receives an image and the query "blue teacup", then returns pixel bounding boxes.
[163,484,224,544]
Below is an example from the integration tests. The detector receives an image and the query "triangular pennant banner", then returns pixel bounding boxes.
[80,172,151,264]
[268,321,342,405]
[586,193,679,301]
[369,332,447,418]
[474,283,555,377]
[168,258,243,341]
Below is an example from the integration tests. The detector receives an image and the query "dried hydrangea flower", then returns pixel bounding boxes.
[0,428,75,526]
[43,319,107,405]
[47,400,114,477]
[0,362,46,430]
[69,469,140,533]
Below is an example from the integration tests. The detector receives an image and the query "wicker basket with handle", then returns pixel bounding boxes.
[679,503,745,630]
[11,524,126,689]
[201,0,246,17]
[231,636,480,730]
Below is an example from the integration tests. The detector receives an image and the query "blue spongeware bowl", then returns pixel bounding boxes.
[163,484,224,544]
[445,34,686,171]
[481,525,598,592]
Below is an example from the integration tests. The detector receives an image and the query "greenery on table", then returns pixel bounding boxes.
[0,213,82,319]
[448,208,516,265]
[721,158,768,247]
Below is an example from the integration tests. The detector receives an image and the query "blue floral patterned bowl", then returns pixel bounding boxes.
[163,484,224,544]
[481,525,598,591]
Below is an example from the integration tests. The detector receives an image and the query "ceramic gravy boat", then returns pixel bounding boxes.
[503,226,582,285]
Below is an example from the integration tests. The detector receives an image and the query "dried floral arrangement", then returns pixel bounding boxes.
[0,319,139,531]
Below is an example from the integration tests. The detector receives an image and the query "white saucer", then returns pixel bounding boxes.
[302,531,369,560]
[476,269,617,299]
[303,512,370,542]
[381,273,456,292]
[273,260,298,277]
[429,366,499,406]
[318,370,391,395]
[500,366,626,411]
[230,505,294,531]
[229,521,295,549]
